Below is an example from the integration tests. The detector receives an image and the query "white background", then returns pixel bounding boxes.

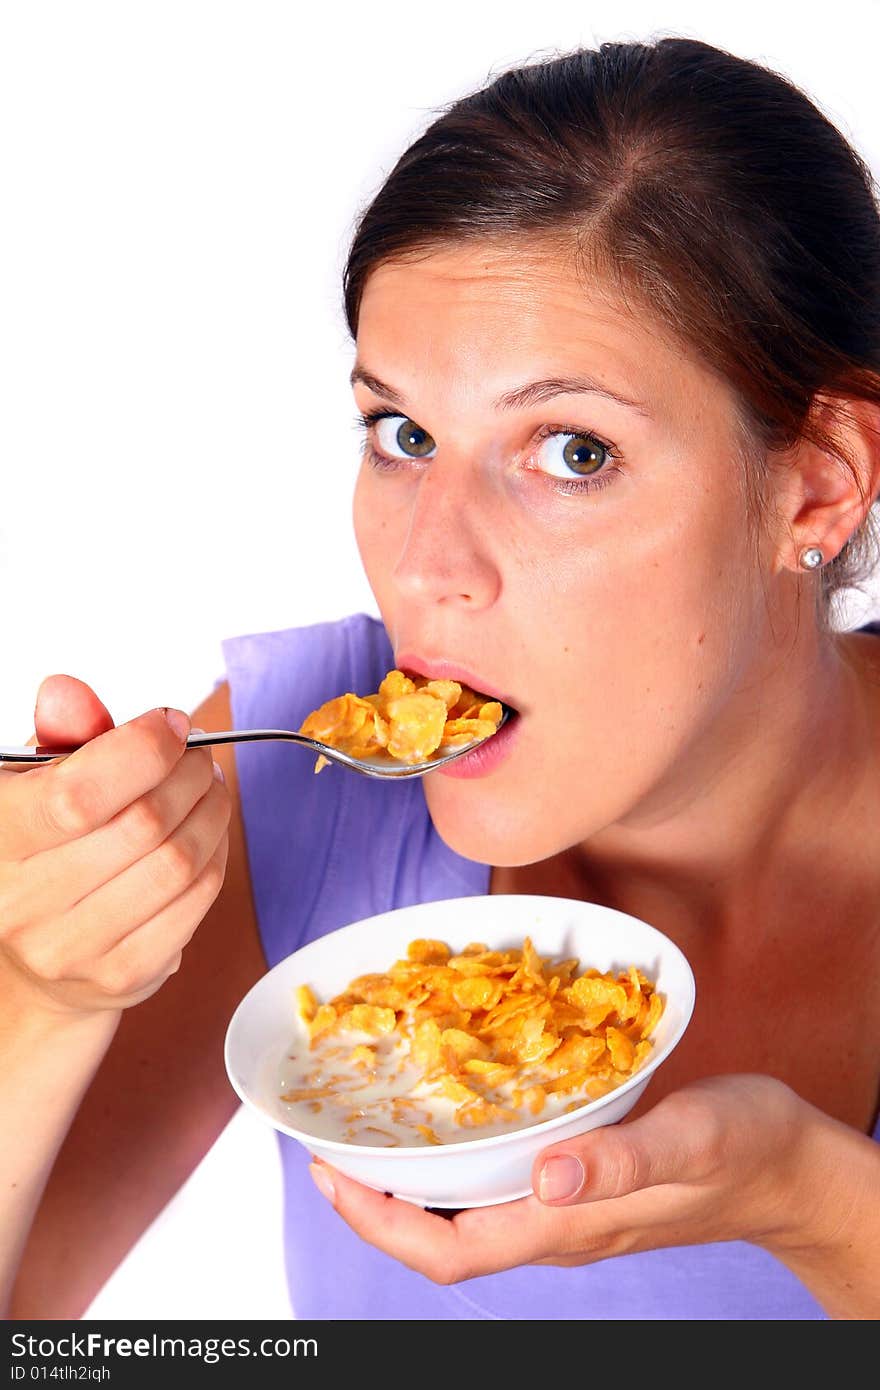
[2,0,878,1321]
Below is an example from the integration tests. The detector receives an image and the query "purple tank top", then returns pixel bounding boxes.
[219,612,880,1320]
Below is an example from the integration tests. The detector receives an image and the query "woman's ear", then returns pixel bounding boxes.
[769,393,880,573]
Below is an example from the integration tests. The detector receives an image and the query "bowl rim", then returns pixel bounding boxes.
[224,893,697,1159]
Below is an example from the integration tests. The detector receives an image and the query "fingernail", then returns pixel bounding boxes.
[538,1154,584,1202]
[213,760,225,783]
[163,708,190,741]
[309,1162,335,1204]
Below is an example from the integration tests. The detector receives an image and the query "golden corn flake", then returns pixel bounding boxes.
[456,1099,518,1127]
[291,936,664,1143]
[420,679,462,710]
[545,1034,606,1073]
[605,1026,635,1071]
[435,1073,483,1105]
[385,691,448,762]
[295,983,318,1024]
[452,975,505,1011]
[463,1059,518,1086]
[307,1003,338,1042]
[408,939,451,965]
[520,1084,547,1115]
[377,670,415,706]
[343,1003,397,1036]
[298,669,505,772]
[416,1124,443,1145]
[438,713,502,748]
[638,991,665,1039]
[440,1028,490,1065]
[411,1017,443,1070]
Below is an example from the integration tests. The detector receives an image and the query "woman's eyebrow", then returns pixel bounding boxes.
[349,364,653,419]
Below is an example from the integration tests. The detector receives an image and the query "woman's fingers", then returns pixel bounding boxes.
[8,741,219,926]
[32,673,116,750]
[0,676,232,1016]
[308,1079,815,1284]
[0,706,189,862]
[308,1162,571,1283]
[88,830,231,1004]
[19,767,230,973]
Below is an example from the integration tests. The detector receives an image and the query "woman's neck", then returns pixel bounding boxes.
[565,622,879,937]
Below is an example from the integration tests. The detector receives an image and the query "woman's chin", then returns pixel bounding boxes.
[423,793,567,869]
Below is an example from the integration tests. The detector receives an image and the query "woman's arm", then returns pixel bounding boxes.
[6,681,267,1319]
[757,1111,880,1320]
[0,977,120,1317]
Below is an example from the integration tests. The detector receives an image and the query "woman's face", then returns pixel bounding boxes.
[351,241,773,867]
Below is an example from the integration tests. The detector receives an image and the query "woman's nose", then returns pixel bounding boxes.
[391,461,500,609]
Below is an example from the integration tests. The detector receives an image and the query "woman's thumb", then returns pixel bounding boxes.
[34,674,115,746]
[533,1093,697,1206]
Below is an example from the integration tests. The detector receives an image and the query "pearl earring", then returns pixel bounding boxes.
[799,545,824,570]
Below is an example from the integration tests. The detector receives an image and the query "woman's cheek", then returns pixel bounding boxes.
[352,467,393,578]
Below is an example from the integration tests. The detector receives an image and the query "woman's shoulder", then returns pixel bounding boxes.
[844,617,880,650]
[836,620,880,705]
[221,611,390,701]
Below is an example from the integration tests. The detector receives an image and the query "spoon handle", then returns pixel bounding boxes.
[0,729,324,764]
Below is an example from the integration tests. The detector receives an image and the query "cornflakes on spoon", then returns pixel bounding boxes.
[298,669,504,773]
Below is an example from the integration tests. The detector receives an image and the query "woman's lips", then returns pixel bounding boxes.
[392,649,524,778]
[394,652,522,712]
[436,707,523,779]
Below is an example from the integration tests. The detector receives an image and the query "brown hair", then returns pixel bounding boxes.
[342,37,880,628]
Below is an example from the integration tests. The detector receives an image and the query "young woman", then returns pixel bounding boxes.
[3,36,879,1320]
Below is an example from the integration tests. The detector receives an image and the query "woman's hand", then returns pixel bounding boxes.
[308,1074,874,1309]
[0,674,231,1018]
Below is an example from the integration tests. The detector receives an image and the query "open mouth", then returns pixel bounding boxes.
[395,655,523,718]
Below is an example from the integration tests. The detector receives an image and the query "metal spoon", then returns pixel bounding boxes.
[0,704,514,780]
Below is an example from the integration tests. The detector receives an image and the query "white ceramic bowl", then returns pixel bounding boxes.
[224,893,695,1208]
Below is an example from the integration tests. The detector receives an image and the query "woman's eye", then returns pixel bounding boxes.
[533,430,613,479]
[356,409,620,495]
[374,414,436,459]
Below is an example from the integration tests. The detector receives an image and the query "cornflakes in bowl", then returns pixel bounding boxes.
[225,894,695,1208]
[278,937,664,1149]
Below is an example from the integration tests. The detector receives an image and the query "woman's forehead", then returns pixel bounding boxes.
[355,244,725,426]
[359,241,643,336]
